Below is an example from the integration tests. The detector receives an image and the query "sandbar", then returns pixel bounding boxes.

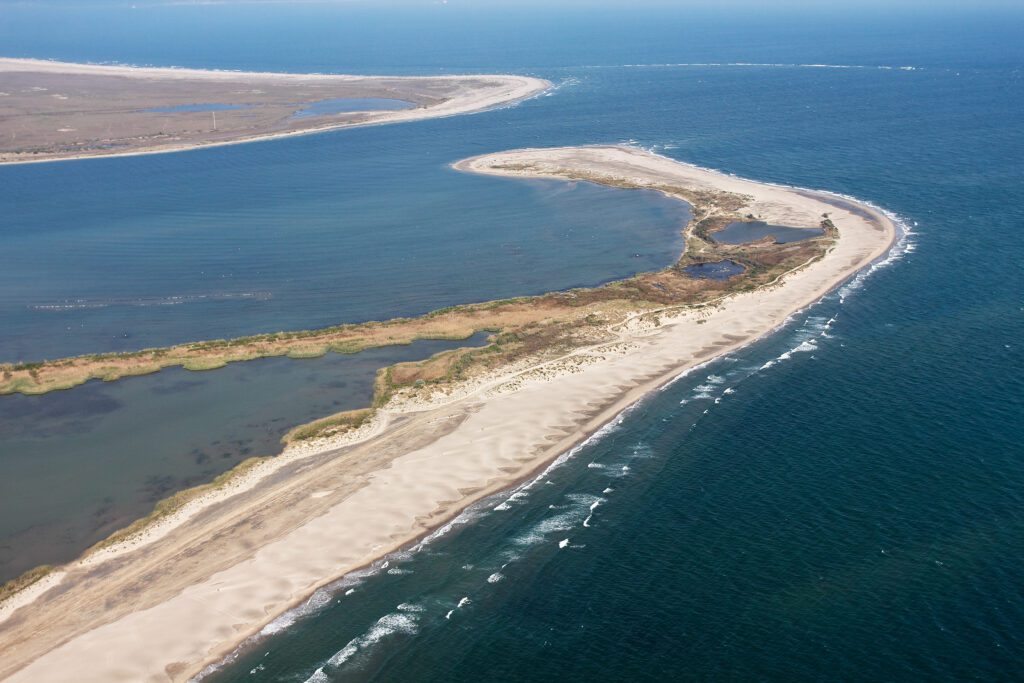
[0,58,550,164]
[0,146,896,682]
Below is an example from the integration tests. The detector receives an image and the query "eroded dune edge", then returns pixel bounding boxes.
[0,146,895,682]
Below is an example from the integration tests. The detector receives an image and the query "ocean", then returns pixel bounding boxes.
[2,3,1022,681]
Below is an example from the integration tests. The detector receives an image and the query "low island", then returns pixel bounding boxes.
[0,58,550,164]
[0,146,896,682]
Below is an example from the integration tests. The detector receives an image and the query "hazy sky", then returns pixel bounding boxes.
[12,0,1024,7]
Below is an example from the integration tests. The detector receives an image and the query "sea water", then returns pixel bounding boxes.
[1,3,1022,681]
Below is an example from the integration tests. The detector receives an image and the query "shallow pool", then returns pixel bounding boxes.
[682,260,745,280]
[0,334,487,581]
[292,97,416,118]
[713,220,823,244]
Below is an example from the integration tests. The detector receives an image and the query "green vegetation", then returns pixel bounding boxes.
[0,564,54,605]
[0,161,843,605]
[284,408,373,443]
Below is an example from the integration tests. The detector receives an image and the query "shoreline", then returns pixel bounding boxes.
[0,57,551,166]
[0,146,897,682]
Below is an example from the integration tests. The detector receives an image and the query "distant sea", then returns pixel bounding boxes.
[1,4,1022,681]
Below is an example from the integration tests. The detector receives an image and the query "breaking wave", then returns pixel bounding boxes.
[302,610,421,681]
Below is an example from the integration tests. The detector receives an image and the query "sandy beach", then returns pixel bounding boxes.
[0,146,896,682]
[0,58,550,164]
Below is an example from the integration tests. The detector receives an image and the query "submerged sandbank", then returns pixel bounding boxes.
[0,146,895,682]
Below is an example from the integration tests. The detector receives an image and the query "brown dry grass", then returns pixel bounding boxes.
[0,173,832,399]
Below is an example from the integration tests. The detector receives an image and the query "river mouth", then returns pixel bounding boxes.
[713,220,823,244]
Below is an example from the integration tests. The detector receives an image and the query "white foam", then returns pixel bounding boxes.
[326,612,419,669]
[397,603,425,612]
[258,585,333,636]
[582,496,607,528]
[487,572,504,584]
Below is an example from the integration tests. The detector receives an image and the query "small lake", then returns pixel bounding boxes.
[292,98,416,118]
[682,260,745,280]
[713,220,823,244]
[0,334,487,582]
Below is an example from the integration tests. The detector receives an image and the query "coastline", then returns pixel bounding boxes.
[0,57,551,166]
[0,146,896,682]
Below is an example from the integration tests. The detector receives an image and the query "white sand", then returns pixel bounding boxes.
[0,146,895,682]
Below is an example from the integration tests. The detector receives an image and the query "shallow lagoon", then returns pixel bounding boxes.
[292,98,416,117]
[682,259,744,280]
[0,160,688,362]
[713,220,823,244]
[0,334,486,581]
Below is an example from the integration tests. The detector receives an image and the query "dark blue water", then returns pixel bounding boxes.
[713,220,823,245]
[682,260,745,280]
[292,98,415,118]
[2,3,1022,681]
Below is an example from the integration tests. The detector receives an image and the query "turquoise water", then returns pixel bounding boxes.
[713,220,823,245]
[1,3,1023,681]
[0,335,486,582]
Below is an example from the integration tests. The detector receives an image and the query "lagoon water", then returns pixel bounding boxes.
[0,335,487,581]
[0,165,685,362]
[713,220,823,245]
[2,3,1023,681]
[682,259,745,280]
[292,98,416,117]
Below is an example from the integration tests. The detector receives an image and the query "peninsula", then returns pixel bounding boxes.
[0,146,896,682]
[0,58,550,164]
